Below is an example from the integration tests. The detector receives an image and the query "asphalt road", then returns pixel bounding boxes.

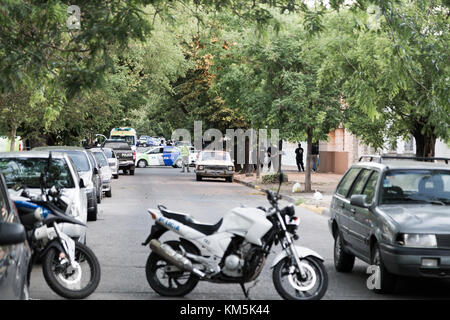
[30,167,450,300]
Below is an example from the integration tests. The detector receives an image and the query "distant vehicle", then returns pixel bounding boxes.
[0,151,88,243]
[138,136,157,147]
[102,147,119,179]
[103,140,136,175]
[91,148,113,198]
[0,136,24,152]
[110,127,137,150]
[329,155,450,294]
[0,171,31,300]
[189,147,201,167]
[136,146,181,168]
[195,150,235,182]
[33,146,100,221]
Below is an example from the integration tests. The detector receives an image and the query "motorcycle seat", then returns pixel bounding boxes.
[160,208,223,236]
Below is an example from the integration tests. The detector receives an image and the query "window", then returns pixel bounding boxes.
[362,171,379,203]
[64,151,90,172]
[93,152,108,167]
[349,169,372,196]
[336,168,361,198]
[104,142,131,150]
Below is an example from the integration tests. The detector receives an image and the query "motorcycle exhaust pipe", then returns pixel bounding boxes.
[149,239,205,278]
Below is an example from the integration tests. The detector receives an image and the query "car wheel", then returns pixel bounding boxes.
[371,243,396,294]
[334,232,355,272]
[226,176,233,183]
[138,160,147,168]
[105,189,112,198]
[123,169,128,175]
[88,202,98,221]
[196,175,202,181]
[130,169,135,175]
[113,174,119,179]
[175,159,182,168]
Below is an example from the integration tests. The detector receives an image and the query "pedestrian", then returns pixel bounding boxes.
[295,143,305,172]
[180,144,190,173]
[311,142,319,172]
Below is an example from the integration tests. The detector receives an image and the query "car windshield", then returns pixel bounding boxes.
[0,157,75,189]
[103,149,113,158]
[104,142,131,150]
[63,151,90,172]
[93,152,108,166]
[111,135,135,145]
[381,170,450,205]
[200,151,231,161]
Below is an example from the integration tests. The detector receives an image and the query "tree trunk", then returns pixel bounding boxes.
[305,127,313,192]
[413,124,436,158]
[9,124,17,152]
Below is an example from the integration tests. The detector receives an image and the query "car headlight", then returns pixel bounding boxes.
[228,166,234,171]
[198,165,204,170]
[397,233,437,248]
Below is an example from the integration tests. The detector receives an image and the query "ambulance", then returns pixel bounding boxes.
[109,127,137,151]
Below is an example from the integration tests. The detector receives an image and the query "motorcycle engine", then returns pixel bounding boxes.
[222,242,253,278]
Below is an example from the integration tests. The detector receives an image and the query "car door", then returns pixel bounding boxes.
[147,147,163,166]
[0,175,26,299]
[346,169,375,256]
[333,167,362,247]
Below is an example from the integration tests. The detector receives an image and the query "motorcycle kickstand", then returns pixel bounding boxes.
[239,283,251,300]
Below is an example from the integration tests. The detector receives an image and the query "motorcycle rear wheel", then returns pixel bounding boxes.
[273,256,328,300]
[42,242,101,299]
[146,240,200,297]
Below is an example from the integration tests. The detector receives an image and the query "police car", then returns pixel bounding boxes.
[136,146,181,168]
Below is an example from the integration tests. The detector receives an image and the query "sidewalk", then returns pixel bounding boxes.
[234,170,343,216]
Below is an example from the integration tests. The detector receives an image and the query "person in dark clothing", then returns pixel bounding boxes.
[295,143,305,172]
[267,146,272,170]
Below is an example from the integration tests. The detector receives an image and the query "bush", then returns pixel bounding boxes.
[261,172,288,184]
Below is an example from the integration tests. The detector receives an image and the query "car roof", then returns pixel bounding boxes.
[34,146,87,152]
[354,160,449,171]
[0,151,68,159]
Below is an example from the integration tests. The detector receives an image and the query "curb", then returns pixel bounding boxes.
[233,177,330,217]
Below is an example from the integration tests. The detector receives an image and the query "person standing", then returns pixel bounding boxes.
[295,143,305,172]
[311,142,319,172]
[180,144,190,173]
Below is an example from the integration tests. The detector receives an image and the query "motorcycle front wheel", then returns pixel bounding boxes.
[42,242,101,299]
[273,256,328,300]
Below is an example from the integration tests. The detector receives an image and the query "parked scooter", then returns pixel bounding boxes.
[142,172,328,300]
[12,153,101,299]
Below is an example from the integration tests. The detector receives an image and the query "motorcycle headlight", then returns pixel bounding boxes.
[397,233,437,248]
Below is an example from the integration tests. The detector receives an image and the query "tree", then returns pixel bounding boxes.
[320,2,449,157]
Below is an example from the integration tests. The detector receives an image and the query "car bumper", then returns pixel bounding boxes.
[195,170,234,178]
[380,243,450,278]
[119,161,135,168]
[102,180,111,191]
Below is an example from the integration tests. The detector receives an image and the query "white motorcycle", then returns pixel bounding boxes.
[142,178,328,300]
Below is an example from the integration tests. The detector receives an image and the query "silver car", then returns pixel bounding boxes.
[0,151,87,244]
[102,147,119,179]
[91,148,112,198]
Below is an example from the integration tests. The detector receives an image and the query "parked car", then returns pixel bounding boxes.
[85,149,103,204]
[103,140,135,175]
[0,171,31,300]
[189,147,201,167]
[33,146,100,221]
[328,155,450,293]
[138,135,156,147]
[136,146,181,168]
[0,151,88,243]
[91,148,112,198]
[102,147,119,179]
[195,150,235,182]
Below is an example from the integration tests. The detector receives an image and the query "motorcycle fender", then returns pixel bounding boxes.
[271,246,324,268]
[142,223,168,246]
[39,239,65,259]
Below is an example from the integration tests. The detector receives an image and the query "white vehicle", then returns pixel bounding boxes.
[91,148,113,198]
[142,180,328,300]
[110,127,137,151]
[102,147,119,179]
[195,150,234,182]
[0,151,88,244]
[188,147,201,167]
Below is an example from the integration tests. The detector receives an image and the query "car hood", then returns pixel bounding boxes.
[197,160,233,166]
[379,204,450,233]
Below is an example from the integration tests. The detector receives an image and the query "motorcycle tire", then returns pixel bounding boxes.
[273,256,328,300]
[42,242,101,299]
[146,240,200,297]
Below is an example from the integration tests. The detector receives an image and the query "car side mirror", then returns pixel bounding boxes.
[79,178,85,188]
[350,194,369,208]
[93,167,98,174]
[0,222,26,245]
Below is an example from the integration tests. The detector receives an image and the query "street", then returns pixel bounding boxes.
[30,167,450,300]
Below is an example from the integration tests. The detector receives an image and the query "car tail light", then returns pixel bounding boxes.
[133,151,136,161]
